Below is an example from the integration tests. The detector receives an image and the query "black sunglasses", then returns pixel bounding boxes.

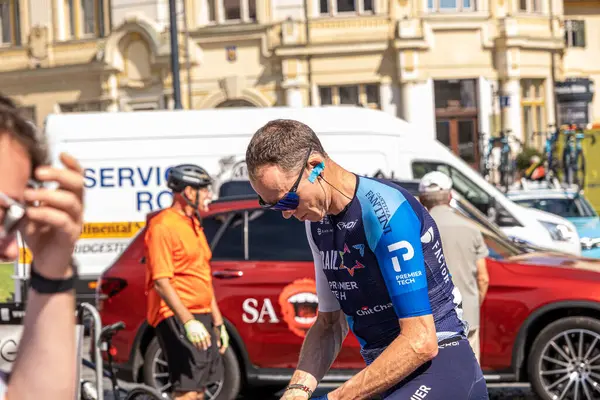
[258,147,313,211]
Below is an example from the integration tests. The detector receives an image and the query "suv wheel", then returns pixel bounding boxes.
[143,337,241,400]
[528,316,600,400]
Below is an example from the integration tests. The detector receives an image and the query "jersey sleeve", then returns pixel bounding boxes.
[145,223,176,281]
[358,181,432,319]
[305,221,341,313]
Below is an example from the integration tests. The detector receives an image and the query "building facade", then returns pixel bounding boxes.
[562,0,598,127]
[0,0,568,164]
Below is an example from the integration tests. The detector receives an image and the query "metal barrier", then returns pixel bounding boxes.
[78,302,104,400]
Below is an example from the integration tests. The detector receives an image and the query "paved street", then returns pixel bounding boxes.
[82,337,537,399]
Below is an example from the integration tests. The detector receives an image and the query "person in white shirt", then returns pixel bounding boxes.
[0,94,84,400]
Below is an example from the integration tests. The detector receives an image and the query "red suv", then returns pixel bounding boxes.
[96,182,600,400]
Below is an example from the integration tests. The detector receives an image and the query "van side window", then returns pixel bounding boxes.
[203,212,245,261]
[412,161,491,215]
[248,210,313,262]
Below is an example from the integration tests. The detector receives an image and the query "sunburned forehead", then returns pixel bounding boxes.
[253,164,298,203]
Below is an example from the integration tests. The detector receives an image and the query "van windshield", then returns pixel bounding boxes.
[413,161,492,216]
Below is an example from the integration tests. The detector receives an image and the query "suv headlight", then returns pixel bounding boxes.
[540,221,576,242]
[580,237,600,250]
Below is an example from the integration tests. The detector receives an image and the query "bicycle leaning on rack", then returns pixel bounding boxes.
[528,123,562,188]
[485,129,522,192]
[77,303,165,400]
[561,124,596,189]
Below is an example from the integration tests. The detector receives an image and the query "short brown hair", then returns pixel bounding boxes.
[245,119,327,179]
[0,94,48,175]
[419,191,450,210]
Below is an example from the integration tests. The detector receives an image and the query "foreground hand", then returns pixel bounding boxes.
[215,324,229,354]
[20,153,84,279]
[184,319,211,350]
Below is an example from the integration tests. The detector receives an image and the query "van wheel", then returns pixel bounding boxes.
[527,316,600,400]
[143,337,241,400]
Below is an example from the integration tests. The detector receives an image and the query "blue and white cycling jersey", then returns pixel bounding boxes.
[306,176,467,362]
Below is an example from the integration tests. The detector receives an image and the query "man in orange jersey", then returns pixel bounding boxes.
[145,164,229,400]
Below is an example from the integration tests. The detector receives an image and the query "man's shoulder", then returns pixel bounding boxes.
[355,176,416,212]
[146,209,180,237]
[431,206,478,231]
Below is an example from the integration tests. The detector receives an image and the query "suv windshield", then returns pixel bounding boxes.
[514,197,597,218]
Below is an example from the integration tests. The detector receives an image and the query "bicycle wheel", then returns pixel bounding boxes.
[124,385,165,400]
[575,152,586,189]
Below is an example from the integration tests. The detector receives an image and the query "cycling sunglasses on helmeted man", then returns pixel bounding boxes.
[258,147,313,211]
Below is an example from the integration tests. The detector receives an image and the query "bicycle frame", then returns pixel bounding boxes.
[561,125,595,188]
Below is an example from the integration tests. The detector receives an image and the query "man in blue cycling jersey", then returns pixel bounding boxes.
[245,119,489,400]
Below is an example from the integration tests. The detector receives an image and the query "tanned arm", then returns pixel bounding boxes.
[280,310,349,400]
[476,258,489,305]
[329,315,438,400]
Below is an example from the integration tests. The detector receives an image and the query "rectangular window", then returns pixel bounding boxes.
[520,79,545,149]
[339,85,359,105]
[247,210,313,261]
[428,0,475,12]
[0,0,19,46]
[81,0,96,36]
[221,0,256,22]
[0,1,11,44]
[565,20,585,48]
[412,161,492,216]
[434,79,478,110]
[319,0,329,13]
[519,0,542,13]
[318,83,381,109]
[320,0,373,15]
[203,212,245,261]
[319,87,333,105]
[207,0,216,22]
[64,0,104,39]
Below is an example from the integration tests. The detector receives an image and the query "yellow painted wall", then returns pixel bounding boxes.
[419,31,494,76]
[1,78,103,126]
[311,52,395,84]
[563,2,600,123]
[193,39,274,90]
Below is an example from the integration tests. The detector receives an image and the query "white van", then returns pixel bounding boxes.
[34,106,579,294]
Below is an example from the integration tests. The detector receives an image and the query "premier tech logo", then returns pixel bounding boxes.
[18,221,145,264]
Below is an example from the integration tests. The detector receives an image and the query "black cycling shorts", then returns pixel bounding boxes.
[383,338,489,400]
[154,313,223,393]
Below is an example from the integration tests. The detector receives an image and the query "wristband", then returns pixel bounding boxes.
[285,383,313,398]
[29,260,78,294]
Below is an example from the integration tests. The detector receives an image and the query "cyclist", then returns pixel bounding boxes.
[245,119,488,400]
[145,164,229,400]
[0,94,84,400]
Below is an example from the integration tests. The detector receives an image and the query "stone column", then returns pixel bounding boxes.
[283,80,304,107]
[401,79,436,140]
[380,77,399,117]
[478,76,494,144]
[502,78,522,141]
